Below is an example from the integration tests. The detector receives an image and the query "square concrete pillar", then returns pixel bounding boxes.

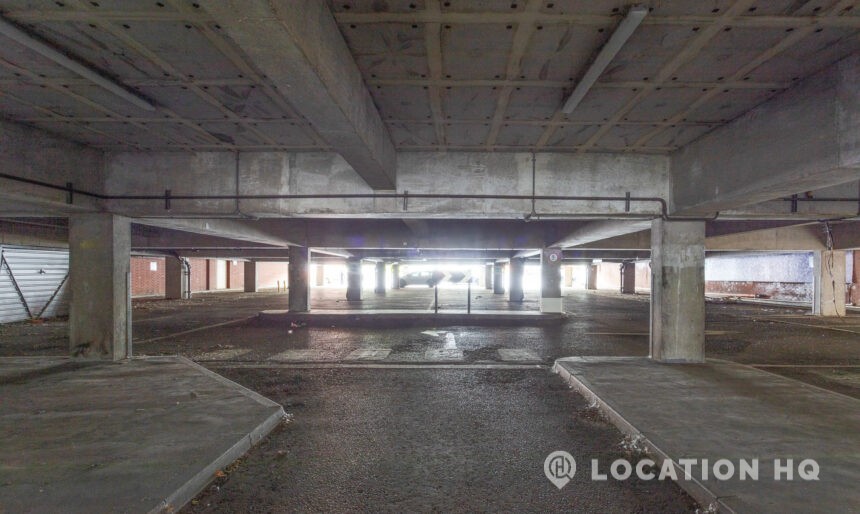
[165,257,185,300]
[540,248,562,313]
[650,219,705,363]
[69,214,131,360]
[493,262,505,294]
[813,250,847,316]
[346,259,361,301]
[374,261,386,295]
[314,264,324,287]
[621,262,636,294]
[392,263,400,289]
[509,258,524,303]
[288,246,310,312]
[244,261,258,293]
[850,251,860,306]
[484,263,493,290]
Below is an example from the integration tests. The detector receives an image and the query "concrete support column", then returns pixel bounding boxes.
[244,261,258,293]
[850,251,860,306]
[288,246,310,312]
[650,219,705,363]
[392,263,400,289]
[586,264,598,290]
[374,261,386,295]
[621,262,636,294]
[484,263,493,290]
[813,250,847,316]
[69,214,131,360]
[493,262,505,294]
[563,266,573,288]
[165,257,186,300]
[346,259,362,301]
[315,264,324,287]
[540,249,562,313]
[509,258,524,303]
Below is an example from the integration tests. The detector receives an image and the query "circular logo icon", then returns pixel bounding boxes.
[548,253,559,262]
[544,451,576,489]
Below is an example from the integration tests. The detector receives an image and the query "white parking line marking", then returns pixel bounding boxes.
[269,349,339,362]
[498,349,540,362]
[425,348,464,361]
[195,348,252,361]
[346,348,391,361]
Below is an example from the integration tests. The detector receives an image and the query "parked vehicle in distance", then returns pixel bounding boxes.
[399,270,471,288]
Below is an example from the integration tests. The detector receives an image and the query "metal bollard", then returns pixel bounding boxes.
[434,285,439,314]
[467,280,471,314]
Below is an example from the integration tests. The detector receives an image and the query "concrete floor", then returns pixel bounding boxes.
[1,288,859,512]
[0,356,284,513]
[554,357,860,513]
[308,285,540,311]
[184,366,697,513]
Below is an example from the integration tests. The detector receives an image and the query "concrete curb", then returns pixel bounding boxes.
[142,356,287,514]
[551,358,733,514]
[205,362,547,370]
[257,309,566,327]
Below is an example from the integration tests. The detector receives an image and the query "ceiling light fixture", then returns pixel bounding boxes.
[0,16,156,111]
[561,5,648,115]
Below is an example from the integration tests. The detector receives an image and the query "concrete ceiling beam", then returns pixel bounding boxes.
[548,220,653,248]
[575,230,651,250]
[827,221,860,250]
[130,225,283,250]
[201,0,396,189]
[704,224,827,251]
[671,53,860,216]
[134,218,294,248]
[312,248,354,258]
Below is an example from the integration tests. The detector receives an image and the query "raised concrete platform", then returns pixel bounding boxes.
[552,357,860,513]
[259,309,565,327]
[0,356,284,513]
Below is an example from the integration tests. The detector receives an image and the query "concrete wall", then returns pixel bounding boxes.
[0,120,104,214]
[0,220,67,247]
[705,252,813,301]
[104,151,670,218]
[586,254,848,303]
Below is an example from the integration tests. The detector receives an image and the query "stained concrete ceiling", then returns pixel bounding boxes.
[0,0,859,153]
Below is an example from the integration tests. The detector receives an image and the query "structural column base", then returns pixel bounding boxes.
[540,297,563,313]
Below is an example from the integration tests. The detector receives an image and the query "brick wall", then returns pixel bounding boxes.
[227,260,244,290]
[207,260,217,290]
[131,257,165,297]
[187,258,208,292]
[257,261,289,289]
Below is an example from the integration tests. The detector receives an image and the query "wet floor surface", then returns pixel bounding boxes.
[184,367,698,513]
[2,289,860,394]
[2,289,860,512]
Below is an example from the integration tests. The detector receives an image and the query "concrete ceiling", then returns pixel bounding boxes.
[0,0,859,153]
